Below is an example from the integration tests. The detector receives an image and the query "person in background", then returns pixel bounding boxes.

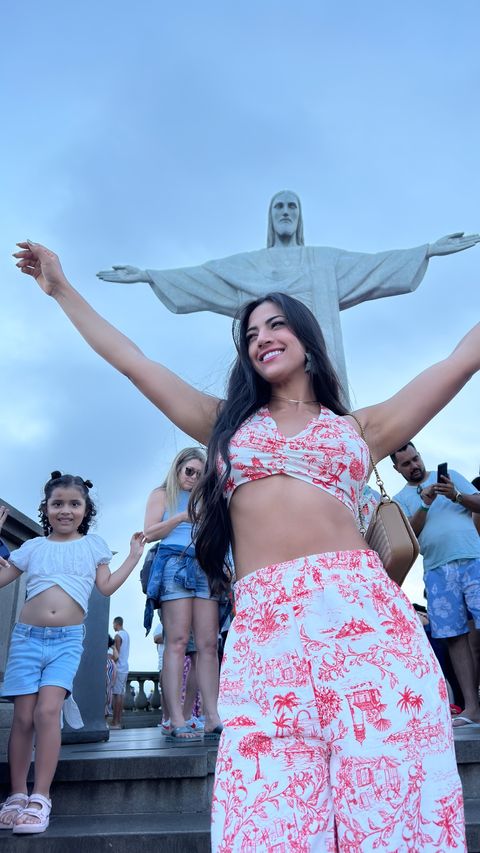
[472,476,480,535]
[153,621,165,672]
[392,442,480,728]
[154,619,203,732]
[111,616,130,729]
[143,448,221,744]
[182,639,203,730]
[105,635,118,719]
[153,619,169,730]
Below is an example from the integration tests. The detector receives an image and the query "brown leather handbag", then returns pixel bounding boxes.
[350,415,420,586]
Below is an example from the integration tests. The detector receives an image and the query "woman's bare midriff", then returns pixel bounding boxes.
[19,586,85,627]
[230,475,367,580]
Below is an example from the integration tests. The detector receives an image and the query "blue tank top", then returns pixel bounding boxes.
[161,490,193,549]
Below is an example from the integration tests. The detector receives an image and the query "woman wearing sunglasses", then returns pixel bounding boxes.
[143,448,222,744]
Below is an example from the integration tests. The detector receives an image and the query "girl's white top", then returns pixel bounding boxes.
[9,533,112,615]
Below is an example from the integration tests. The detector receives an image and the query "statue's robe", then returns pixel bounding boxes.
[147,244,429,398]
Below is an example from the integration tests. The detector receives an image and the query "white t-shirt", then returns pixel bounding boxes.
[115,628,130,673]
[9,533,112,615]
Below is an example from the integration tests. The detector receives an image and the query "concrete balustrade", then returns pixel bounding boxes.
[123,671,162,712]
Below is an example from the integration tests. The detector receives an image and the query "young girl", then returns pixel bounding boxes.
[0,471,145,835]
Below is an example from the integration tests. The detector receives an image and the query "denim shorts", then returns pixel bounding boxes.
[425,558,480,638]
[159,556,219,602]
[1,622,85,699]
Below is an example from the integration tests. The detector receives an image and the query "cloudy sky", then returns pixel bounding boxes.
[1,1,479,669]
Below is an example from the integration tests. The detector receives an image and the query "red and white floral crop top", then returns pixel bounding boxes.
[218,405,370,517]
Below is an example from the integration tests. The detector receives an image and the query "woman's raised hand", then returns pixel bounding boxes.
[12,239,219,445]
[13,241,69,297]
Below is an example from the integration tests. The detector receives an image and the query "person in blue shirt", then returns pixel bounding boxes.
[392,442,480,728]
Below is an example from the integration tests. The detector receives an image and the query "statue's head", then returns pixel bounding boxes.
[267,190,304,247]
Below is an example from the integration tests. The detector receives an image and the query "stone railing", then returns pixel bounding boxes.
[123,670,161,711]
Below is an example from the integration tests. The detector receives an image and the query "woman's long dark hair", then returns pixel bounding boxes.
[191,292,348,593]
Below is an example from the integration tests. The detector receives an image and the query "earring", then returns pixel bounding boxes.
[304,351,312,373]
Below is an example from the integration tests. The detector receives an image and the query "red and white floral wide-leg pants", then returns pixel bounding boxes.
[212,550,465,853]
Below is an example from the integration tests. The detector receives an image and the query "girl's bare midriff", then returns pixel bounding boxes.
[230,475,367,580]
[19,586,84,627]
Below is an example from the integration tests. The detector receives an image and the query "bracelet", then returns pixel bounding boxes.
[453,490,463,504]
[419,502,429,511]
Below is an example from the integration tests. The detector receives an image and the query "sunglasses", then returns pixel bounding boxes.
[184,466,202,479]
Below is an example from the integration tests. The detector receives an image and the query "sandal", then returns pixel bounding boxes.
[203,724,224,743]
[0,794,29,829]
[186,716,205,731]
[12,793,51,835]
[165,724,203,745]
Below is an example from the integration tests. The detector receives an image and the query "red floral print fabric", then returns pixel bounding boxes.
[211,550,465,852]
[218,407,369,517]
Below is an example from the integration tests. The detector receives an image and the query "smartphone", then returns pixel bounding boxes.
[437,462,448,482]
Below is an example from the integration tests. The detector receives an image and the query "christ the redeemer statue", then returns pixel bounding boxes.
[97,190,479,396]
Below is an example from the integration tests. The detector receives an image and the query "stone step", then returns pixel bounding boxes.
[465,800,480,852]
[0,731,217,816]
[455,731,480,799]
[0,728,479,849]
[0,705,13,757]
[0,706,13,730]
[0,812,211,852]
[0,806,478,852]
[109,710,162,729]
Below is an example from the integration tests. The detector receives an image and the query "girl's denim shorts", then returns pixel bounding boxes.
[1,622,85,700]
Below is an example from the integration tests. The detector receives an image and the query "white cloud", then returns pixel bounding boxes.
[0,411,52,446]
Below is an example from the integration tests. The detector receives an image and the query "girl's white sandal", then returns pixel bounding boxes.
[0,793,29,829]
[12,793,51,834]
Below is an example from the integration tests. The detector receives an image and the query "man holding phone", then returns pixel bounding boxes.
[392,442,480,727]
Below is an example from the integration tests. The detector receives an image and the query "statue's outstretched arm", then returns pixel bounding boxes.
[427,232,480,257]
[96,265,152,284]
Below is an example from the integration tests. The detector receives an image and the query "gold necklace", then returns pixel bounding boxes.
[270,394,319,404]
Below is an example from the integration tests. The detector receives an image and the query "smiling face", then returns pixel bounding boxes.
[245,300,307,384]
[177,457,205,492]
[46,486,87,539]
[270,191,300,241]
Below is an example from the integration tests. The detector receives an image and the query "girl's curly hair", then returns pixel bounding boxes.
[38,470,96,536]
